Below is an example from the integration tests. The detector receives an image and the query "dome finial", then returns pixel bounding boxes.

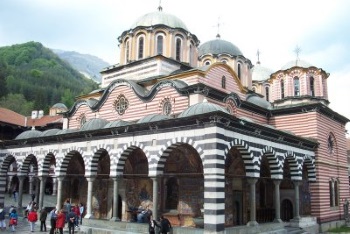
[158,0,163,11]
[214,17,223,39]
[293,45,301,66]
[256,49,261,65]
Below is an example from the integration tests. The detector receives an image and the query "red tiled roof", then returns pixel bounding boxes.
[26,115,63,127]
[0,107,26,126]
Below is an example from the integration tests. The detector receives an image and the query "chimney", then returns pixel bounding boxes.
[38,110,44,118]
[31,110,38,119]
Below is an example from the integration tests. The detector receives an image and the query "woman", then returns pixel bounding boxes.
[55,209,66,234]
[9,209,18,232]
[27,208,38,232]
[148,215,160,234]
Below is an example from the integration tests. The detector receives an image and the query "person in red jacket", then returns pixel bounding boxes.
[55,209,66,234]
[73,204,80,227]
[27,208,38,232]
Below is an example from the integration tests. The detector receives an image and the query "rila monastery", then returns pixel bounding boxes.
[0,4,349,234]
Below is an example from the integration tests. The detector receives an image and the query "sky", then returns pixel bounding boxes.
[0,0,349,135]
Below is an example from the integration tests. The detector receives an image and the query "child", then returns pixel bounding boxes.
[9,208,18,232]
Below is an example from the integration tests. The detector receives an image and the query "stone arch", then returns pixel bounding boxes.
[20,154,38,175]
[38,152,57,177]
[303,155,316,182]
[226,138,259,178]
[57,148,85,176]
[87,144,113,177]
[262,146,283,179]
[115,141,148,175]
[0,154,16,206]
[284,151,302,181]
[154,137,203,176]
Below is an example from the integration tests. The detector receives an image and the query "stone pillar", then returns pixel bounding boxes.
[111,177,121,221]
[7,176,13,193]
[273,180,282,223]
[52,177,57,195]
[56,177,64,210]
[29,176,34,196]
[293,181,301,220]
[152,177,159,221]
[38,176,46,210]
[17,176,25,213]
[247,178,258,226]
[85,177,95,219]
[35,178,40,204]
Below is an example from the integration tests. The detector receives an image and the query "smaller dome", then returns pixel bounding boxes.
[52,103,68,109]
[15,129,42,140]
[199,38,243,57]
[281,59,313,70]
[246,94,272,110]
[137,114,170,124]
[56,129,77,135]
[251,63,274,81]
[104,120,130,128]
[80,118,109,131]
[178,99,229,118]
[40,129,61,137]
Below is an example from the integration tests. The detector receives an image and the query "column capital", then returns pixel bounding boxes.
[86,176,96,182]
[56,176,65,182]
[247,177,258,185]
[293,180,301,186]
[273,180,282,186]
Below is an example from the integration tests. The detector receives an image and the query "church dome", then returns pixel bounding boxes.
[15,129,42,140]
[281,59,313,70]
[52,103,68,110]
[80,118,109,131]
[199,38,243,57]
[131,10,188,31]
[251,63,274,81]
[178,99,229,118]
[137,114,170,124]
[246,94,273,110]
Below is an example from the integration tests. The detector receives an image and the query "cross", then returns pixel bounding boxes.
[213,17,223,39]
[256,49,261,64]
[158,0,163,11]
[294,45,301,61]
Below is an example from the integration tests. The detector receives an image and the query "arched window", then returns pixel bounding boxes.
[138,37,144,59]
[175,38,182,61]
[157,35,164,55]
[265,86,270,101]
[280,79,285,99]
[204,60,211,66]
[221,76,226,89]
[80,115,86,128]
[221,59,228,64]
[189,44,193,65]
[327,134,335,155]
[293,77,300,96]
[310,76,315,97]
[237,63,242,79]
[125,40,130,63]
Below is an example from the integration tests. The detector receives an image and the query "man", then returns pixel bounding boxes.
[67,207,78,234]
[39,207,48,232]
[159,215,172,234]
[49,207,57,234]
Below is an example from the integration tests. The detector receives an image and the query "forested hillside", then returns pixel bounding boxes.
[0,42,99,115]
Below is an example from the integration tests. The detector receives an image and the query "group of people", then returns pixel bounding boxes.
[49,200,84,234]
[0,205,18,232]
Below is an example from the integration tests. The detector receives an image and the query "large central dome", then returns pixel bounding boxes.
[131,10,188,31]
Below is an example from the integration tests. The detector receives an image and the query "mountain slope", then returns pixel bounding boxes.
[0,41,99,115]
[53,49,110,83]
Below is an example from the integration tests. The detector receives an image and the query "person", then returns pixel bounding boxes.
[31,192,36,202]
[9,208,18,232]
[73,204,80,227]
[78,203,84,225]
[159,215,172,234]
[64,199,71,223]
[67,207,78,234]
[55,209,66,234]
[148,214,160,234]
[27,208,38,232]
[40,207,48,232]
[25,201,33,218]
[12,190,18,203]
[0,206,6,231]
[49,207,57,234]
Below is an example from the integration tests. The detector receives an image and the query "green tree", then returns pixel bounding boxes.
[0,93,34,115]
